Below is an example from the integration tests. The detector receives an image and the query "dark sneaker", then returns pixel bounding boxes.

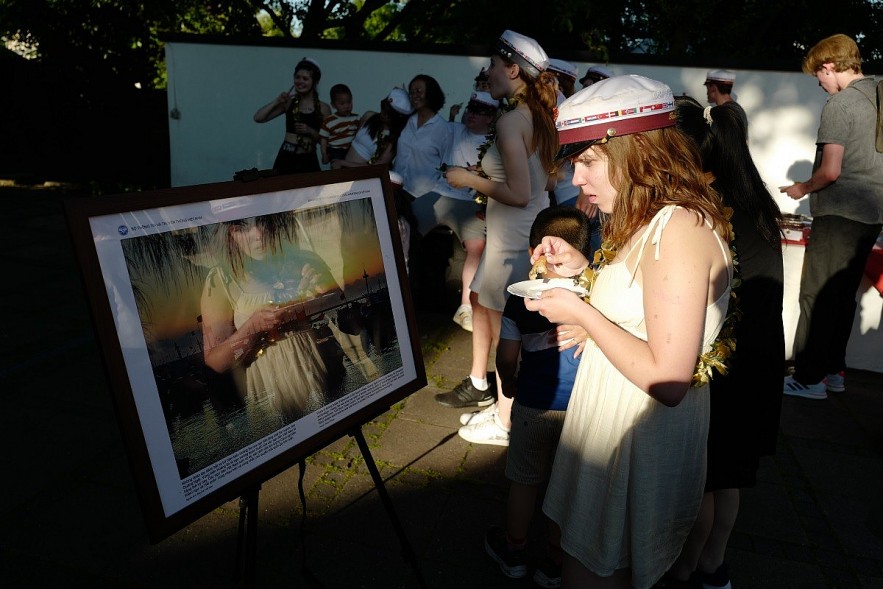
[434,377,494,408]
[825,371,846,393]
[484,526,527,579]
[698,563,731,589]
[532,553,562,588]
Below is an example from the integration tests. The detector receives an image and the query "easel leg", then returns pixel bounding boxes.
[234,485,260,589]
[351,427,428,589]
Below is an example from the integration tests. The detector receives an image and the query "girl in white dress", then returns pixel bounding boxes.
[201,214,345,424]
[525,76,734,588]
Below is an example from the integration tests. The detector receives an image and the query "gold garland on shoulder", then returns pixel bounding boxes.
[289,93,317,153]
[368,129,390,164]
[571,209,741,388]
[472,93,525,205]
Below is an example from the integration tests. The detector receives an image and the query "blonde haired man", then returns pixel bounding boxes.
[779,34,883,399]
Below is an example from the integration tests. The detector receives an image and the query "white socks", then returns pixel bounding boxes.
[470,375,489,391]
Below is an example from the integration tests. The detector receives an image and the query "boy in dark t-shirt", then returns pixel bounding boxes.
[481,207,593,588]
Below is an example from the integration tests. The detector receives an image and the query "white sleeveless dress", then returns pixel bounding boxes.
[471,110,549,312]
[542,206,732,588]
[204,249,338,423]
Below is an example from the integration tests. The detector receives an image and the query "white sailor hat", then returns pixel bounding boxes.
[555,75,676,160]
[495,30,549,80]
[547,58,579,79]
[386,87,414,115]
[467,91,499,110]
[704,69,736,85]
[580,65,614,85]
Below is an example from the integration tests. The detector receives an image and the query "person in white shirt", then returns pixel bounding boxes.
[412,91,499,333]
[393,75,453,199]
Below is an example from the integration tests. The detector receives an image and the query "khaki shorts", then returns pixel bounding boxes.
[411,192,486,243]
[505,401,567,486]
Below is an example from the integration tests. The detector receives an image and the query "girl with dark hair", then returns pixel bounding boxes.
[439,30,559,449]
[332,87,413,168]
[661,97,785,589]
[393,74,452,198]
[254,57,331,174]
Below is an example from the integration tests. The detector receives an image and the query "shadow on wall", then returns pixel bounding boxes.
[786,159,814,216]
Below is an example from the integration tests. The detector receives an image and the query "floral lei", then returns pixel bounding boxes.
[571,209,742,388]
[473,93,525,204]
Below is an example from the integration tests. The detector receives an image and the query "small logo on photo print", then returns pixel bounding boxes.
[118,225,129,236]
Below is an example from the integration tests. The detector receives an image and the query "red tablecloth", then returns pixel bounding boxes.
[865,246,883,295]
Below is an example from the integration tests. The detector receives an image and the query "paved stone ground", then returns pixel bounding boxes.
[1,184,882,588]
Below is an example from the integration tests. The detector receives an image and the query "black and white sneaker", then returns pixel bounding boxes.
[434,377,494,408]
[484,526,527,579]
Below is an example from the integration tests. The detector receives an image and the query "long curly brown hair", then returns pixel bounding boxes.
[522,70,559,174]
[594,127,729,250]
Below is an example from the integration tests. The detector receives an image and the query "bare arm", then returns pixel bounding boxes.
[320,137,330,164]
[201,274,269,373]
[526,210,727,406]
[254,92,291,123]
[444,109,534,207]
[779,143,844,199]
[331,113,378,168]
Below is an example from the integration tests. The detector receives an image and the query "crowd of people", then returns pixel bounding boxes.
[249,32,882,589]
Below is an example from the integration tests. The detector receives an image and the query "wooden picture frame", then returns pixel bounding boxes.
[66,166,426,542]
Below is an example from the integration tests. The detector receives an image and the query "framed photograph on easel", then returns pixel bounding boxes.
[65,166,425,543]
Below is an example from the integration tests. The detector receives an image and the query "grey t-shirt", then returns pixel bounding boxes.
[810,76,883,224]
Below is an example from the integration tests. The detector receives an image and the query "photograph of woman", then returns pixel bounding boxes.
[200,213,347,425]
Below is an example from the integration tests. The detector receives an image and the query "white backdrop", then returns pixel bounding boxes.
[165,40,824,220]
[164,40,881,373]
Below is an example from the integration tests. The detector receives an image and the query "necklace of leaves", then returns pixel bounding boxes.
[368,128,390,165]
[570,209,741,388]
[472,92,525,204]
[290,93,316,153]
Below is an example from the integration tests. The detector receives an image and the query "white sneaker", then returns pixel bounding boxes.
[453,304,473,332]
[459,402,497,426]
[783,375,827,399]
[458,414,510,447]
[825,371,846,393]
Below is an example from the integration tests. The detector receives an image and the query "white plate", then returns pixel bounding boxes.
[507,278,588,299]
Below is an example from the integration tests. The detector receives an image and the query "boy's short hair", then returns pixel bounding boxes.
[529,207,592,259]
[330,83,352,101]
[802,34,862,74]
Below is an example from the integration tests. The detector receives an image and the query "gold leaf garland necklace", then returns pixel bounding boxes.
[369,128,390,165]
[289,93,317,153]
[472,93,525,204]
[570,209,741,388]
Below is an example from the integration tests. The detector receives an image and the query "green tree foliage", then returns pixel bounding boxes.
[1,0,261,95]
[3,0,880,90]
[611,0,882,62]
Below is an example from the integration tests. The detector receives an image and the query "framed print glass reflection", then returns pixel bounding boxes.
[66,167,425,542]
